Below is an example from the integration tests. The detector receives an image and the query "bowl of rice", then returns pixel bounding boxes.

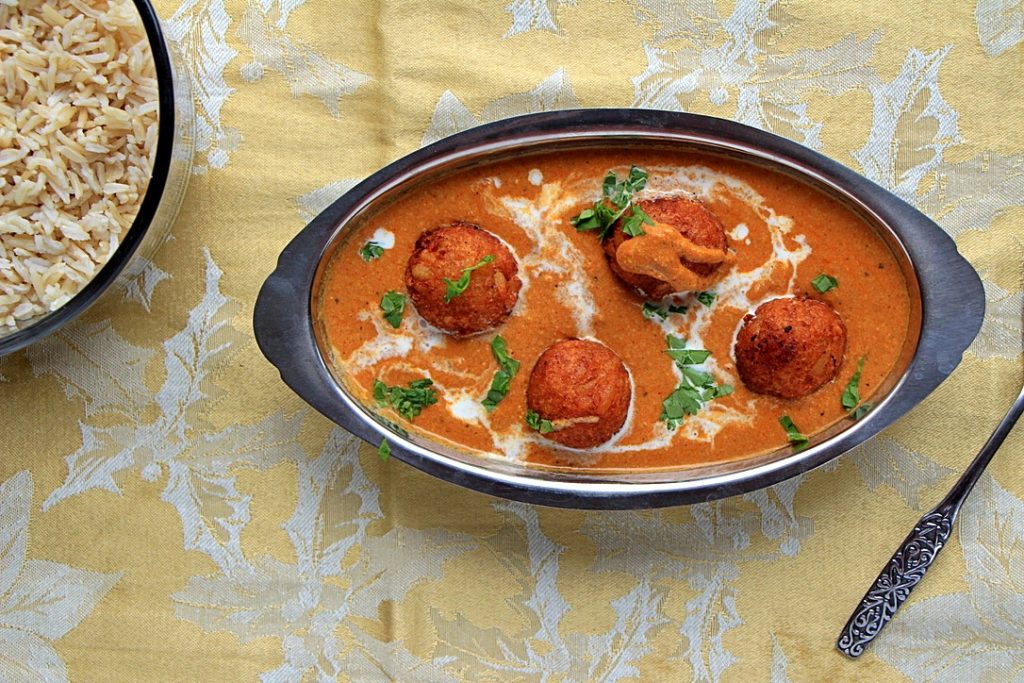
[0,0,192,355]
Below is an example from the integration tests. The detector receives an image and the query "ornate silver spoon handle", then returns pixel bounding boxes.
[837,383,1024,658]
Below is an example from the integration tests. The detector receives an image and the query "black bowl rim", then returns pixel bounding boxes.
[254,108,985,509]
[0,0,176,356]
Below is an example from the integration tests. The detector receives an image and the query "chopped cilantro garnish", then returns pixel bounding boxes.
[360,241,385,262]
[681,365,712,387]
[373,378,438,421]
[622,204,654,237]
[841,357,865,411]
[710,384,734,399]
[571,166,653,241]
[850,403,874,421]
[812,274,839,293]
[779,415,809,452]
[380,291,406,329]
[642,301,668,321]
[664,335,711,365]
[378,439,391,461]
[665,334,686,349]
[696,290,716,307]
[643,301,688,321]
[608,166,648,204]
[658,335,731,430]
[443,255,494,303]
[670,349,712,365]
[525,409,555,434]
[842,358,873,421]
[661,385,702,426]
[481,335,520,412]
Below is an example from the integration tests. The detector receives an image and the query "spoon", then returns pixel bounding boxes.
[836,381,1024,658]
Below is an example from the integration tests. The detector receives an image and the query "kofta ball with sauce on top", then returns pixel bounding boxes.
[604,196,733,298]
[405,222,522,337]
[526,339,631,449]
[733,297,847,399]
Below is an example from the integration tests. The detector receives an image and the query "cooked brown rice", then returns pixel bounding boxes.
[0,0,158,328]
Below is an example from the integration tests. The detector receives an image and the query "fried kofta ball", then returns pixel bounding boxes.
[405,222,521,337]
[733,297,847,399]
[526,339,631,449]
[604,196,729,298]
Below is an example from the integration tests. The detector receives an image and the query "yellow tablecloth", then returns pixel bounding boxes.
[2,1,1023,680]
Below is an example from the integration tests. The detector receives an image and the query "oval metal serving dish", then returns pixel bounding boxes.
[254,109,984,509]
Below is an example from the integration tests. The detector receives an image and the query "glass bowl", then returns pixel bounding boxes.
[0,0,194,356]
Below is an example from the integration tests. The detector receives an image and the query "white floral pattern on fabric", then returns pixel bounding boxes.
[916,152,1024,240]
[118,256,172,311]
[976,0,1024,56]
[429,489,816,683]
[853,47,959,203]
[435,502,670,682]
[168,0,372,173]
[504,0,577,37]
[166,0,242,172]
[578,498,809,683]
[848,436,954,509]
[770,634,793,683]
[0,471,119,683]
[237,1,370,116]
[973,281,1024,360]
[631,0,880,149]
[174,429,471,681]
[295,178,360,222]
[31,251,305,576]
[423,68,580,146]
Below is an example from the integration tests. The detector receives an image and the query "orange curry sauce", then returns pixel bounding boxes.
[316,149,911,472]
